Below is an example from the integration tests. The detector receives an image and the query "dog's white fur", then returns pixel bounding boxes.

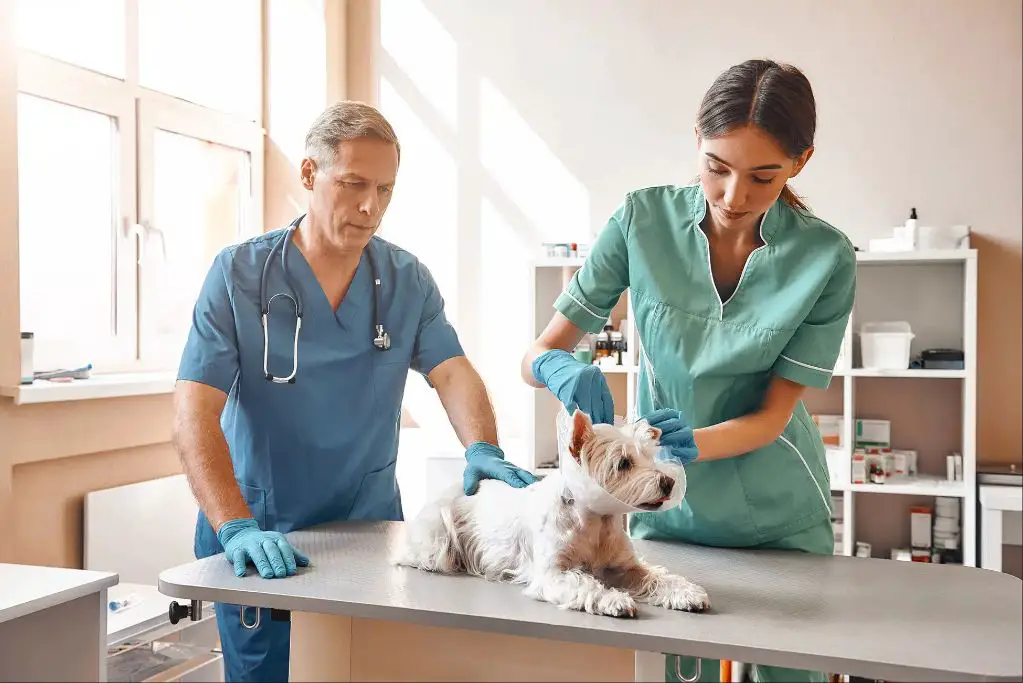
[392,410,709,618]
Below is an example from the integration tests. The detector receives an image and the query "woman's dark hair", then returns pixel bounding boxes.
[696,59,816,211]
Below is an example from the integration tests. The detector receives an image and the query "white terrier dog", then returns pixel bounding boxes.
[393,409,710,618]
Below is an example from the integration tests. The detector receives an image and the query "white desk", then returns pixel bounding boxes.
[0,563,118,682]
[980,484,1023,572]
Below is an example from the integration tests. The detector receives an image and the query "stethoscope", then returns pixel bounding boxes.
[259,215,391,384]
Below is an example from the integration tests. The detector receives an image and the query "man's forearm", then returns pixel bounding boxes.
[172,411,251,531]
[431,357,500,447]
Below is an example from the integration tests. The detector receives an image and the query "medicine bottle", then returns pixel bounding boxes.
[594,326,611,361]
[610,331,624,365]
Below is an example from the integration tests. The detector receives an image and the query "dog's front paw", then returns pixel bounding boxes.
[590,589,638,618]
[658,577,710,612]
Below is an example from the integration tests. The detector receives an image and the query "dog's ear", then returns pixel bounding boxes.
[636,418,661,442]
[569,409,593,463]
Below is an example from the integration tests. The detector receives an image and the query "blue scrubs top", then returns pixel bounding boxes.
[178,224,464,558]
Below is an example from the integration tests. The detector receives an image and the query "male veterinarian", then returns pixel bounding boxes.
[171,100,537,683]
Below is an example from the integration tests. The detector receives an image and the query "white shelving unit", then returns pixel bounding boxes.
[830,248,978,565]
[527,261,642,473]
[528,248,978,566]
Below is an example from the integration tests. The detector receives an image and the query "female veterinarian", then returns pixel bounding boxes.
[522,59,855,683]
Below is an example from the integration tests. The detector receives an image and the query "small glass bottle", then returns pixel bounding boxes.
[610,331,624,365]
[594,327,611,361]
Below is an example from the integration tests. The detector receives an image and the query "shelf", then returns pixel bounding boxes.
[1,371,176,405]
[833,368,966,379]
[534,256,587,267]
[834,475,967,498]
[599,364,638,374]
[855,248,976,265]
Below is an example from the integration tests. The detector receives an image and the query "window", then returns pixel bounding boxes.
[14,0,264,373]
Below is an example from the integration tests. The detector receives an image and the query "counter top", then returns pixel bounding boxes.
[159,521,1022,682]
[0,562,118,624]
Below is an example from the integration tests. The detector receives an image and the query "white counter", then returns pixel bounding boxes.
[1,562,118,681]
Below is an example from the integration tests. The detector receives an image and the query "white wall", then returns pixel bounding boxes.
[369,0,1022,463]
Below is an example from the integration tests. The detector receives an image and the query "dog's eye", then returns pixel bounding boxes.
[617,458,632,471]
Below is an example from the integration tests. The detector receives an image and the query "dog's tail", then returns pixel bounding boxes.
[391,492,467,573]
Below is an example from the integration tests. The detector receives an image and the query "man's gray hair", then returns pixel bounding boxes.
[304,100,400,168]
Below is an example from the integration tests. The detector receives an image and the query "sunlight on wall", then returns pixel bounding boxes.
[478,197,534,447]
[479,77,590,245]
[377,76,461,443]
[379,0,458,130]
[377,78,459,320]
[266,0,327,166]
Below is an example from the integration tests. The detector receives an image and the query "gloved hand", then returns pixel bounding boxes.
[643,408,700,466]
[463,442,539,495]
[217,518,311,579]
[531,349,615,424]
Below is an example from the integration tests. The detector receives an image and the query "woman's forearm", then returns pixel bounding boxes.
[689,375,806,461]
[692,410,787,461]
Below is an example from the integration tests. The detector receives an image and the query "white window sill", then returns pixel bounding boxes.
[0,371,177,405]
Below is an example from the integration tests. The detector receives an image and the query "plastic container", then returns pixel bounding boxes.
[20,332,33,384]
[859,321,914,370]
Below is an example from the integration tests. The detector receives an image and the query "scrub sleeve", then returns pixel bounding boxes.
[177,249,241,393]
[770,246,857,390]
[552,197,632,334]
[410,261,465,376]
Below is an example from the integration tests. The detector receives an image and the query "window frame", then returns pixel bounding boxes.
[14,0,266,375]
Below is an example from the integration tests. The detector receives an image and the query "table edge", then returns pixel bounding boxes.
[0,571,118,625]
[157,575,1021,682]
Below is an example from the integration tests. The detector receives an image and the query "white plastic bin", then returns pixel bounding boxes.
[859,321,914,370]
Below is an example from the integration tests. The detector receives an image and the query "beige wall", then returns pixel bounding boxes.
[0,1,351,568]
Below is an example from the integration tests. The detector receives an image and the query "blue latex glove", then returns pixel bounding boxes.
[217,518,311,579]
[463,442,539,495]
[643,408,700,465]
[531,349,615,424]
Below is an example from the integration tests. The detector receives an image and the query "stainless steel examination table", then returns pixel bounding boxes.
[158,521,1023,682]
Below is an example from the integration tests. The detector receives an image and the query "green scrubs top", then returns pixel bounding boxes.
[554,184,856,548]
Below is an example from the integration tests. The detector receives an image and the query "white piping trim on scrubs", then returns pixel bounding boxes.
[779,354,831,374]
[779,433,831,515]
[697,202,772,321]
[641,347,658,405]
[562,290,607,321]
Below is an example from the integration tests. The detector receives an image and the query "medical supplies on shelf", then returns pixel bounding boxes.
[813,414,844,448]
[866,208,971,253]
[574,322,630,368]
[831,493,845,556]
[888,497,962,565]
[541,242,589,259]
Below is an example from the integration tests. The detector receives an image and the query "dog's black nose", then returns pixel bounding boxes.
[659,475,674,497]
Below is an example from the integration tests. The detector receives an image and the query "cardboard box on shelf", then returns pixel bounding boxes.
[855,418,891,448]
[812,414,844,448]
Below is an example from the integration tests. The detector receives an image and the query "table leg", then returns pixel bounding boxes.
[634,651,665,682]
[981,507,1003,572]
[289,611,636,681]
